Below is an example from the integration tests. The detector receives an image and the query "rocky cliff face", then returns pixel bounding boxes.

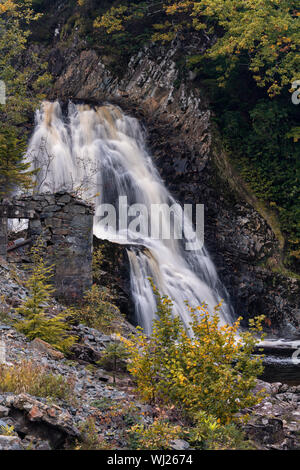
[40,37,299,335]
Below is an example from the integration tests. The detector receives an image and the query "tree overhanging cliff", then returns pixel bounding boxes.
[0,0,299,332]
[25,0,300,271]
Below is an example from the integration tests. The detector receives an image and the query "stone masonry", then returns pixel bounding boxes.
[0,192,94,303]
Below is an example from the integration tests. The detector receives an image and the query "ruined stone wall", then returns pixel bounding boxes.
[0,218,7,258]
[0,192,94,303]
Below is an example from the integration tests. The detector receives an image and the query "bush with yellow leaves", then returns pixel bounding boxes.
[122,280,265,424]
[129,418,182,450]
[187,410,253,450]
[74,284,123,334]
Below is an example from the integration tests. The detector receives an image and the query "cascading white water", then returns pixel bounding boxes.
[26,101,234,334]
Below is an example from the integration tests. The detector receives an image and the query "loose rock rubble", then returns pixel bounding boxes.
[0,259,299,450]
[243,380,300,449]
[0,321,138,450]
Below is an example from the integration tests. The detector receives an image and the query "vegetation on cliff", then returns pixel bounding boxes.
[0,1,298,450]
[71,0,300,270]
[0,0,51,196]
[1,1,298,267]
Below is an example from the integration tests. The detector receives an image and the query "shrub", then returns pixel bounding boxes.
[129,419,182,450]
[187,411,252,450]
[0,425,16,437]
[15,240,76,353]
[97,341,129,383]
[92,247,104,282]
[74,284,123,334]
[122,281,265,424]
[0,360,75,402]
[75,418,113,450]
[0,295,12,326]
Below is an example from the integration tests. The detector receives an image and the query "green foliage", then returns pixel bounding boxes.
[188,410,253,450]
[0,360,75,401]
[0,424,16,437]
[0,294,13,326]
[286,127,300,143]
[89,396,117,411]
[90,2,155,75]
[208,78,300,267]
[163,0,299,95]
[129,419,182,450]
[0,0,51,196]
[94,4,144,34]
[15,239,76,353]
[97,341,128,383]
[74,284,123,334]
[122,281,265,424]
[76,417,112,450]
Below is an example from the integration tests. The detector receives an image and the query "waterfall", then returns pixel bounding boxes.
[26,101,234,334]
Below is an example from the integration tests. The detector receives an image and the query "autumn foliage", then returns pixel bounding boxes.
[0,0,51,196]
[122,280,265,424]
[94,0,299,97]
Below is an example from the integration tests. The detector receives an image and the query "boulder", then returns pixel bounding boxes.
[170,439,190,450]
[30,338,64,360]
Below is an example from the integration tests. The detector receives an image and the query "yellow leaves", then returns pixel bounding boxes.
[0,0,16,14]
[153,21,172,31]
[94,4,147,34]
[123,283,265,424]
[94,5,128,33]
[130,419,182,450]
[92,0,296,98]
[165,1,193,15]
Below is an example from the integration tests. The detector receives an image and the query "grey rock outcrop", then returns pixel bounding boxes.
[47,41,300,332]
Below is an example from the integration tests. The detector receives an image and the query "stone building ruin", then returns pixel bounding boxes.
[0,192,94,302]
